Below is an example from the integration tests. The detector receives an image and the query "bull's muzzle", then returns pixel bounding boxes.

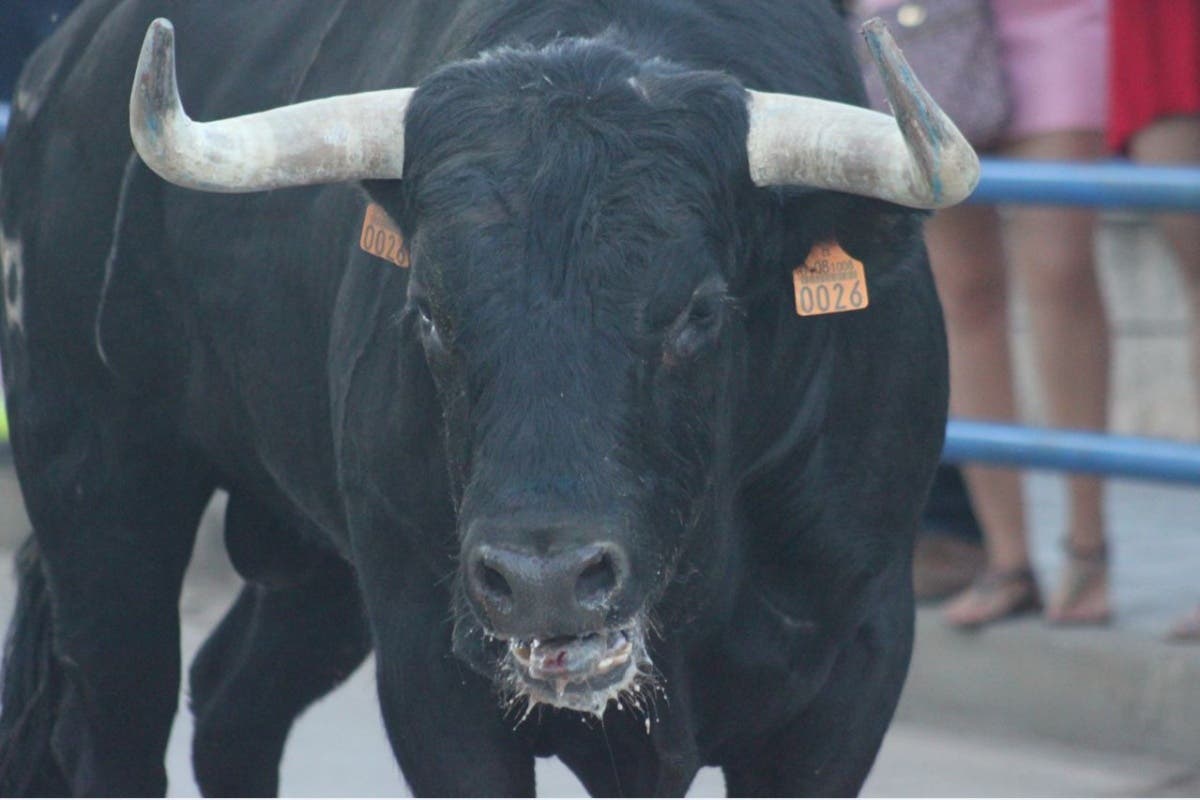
[461,520,651,715]
[466,538,631,639]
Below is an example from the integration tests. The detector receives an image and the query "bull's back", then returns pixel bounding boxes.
[0,1,478,532]
[2,0,142,377]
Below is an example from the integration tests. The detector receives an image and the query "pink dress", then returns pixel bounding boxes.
[855,0,1108,141]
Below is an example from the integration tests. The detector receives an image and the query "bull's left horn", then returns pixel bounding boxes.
[130,18,415,193]
[745,18,979,209]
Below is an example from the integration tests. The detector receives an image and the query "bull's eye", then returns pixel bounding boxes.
[686,293,722,328]
[665,288,726,366]
[411,297,443,349]
[415,298,434,329]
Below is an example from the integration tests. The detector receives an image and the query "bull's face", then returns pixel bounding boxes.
[129,17,977,718]
[389,41,754,715]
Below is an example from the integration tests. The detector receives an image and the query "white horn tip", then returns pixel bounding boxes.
[860,16,981,208]
[130,18,184,175]
[136,18,176,93]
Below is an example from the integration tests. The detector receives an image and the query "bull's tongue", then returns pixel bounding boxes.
[506,628,643,715]
[527,634,609,681]
[516,630,631,687]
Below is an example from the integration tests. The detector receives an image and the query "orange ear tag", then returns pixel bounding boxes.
[359,203,410,267]
[792,240,868,316]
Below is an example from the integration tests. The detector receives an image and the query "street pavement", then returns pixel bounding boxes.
[898,471,1200,770]
[165,557,1197,797]
[157,647,1191,797]
[1,466,1199,794]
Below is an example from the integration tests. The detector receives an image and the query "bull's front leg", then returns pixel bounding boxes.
[720,589,914,797]
[189,554,371,796]
[363,583,536,796]
[1,409,214,795]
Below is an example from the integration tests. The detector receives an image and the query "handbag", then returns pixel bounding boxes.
[854,0,1012,151]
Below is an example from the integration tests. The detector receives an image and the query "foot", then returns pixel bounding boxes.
[1168,605,1200,642]
[942,567,1042,630]
[913,533,986,602]
[1046,542,1111,626]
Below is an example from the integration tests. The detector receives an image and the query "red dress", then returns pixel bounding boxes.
[1108,0,1200,153]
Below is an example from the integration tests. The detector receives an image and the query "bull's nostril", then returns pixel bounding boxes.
[476,562,514,607]
[576,551,618,606]
[467,536,628,633]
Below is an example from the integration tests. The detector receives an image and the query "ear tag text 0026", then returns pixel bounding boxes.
[359,203,410,267]
[792,240,868,316]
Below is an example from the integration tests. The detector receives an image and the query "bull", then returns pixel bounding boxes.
[0,0,976,796]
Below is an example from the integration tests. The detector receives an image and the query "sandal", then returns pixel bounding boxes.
[1167,605,1200,642]
[1046,541,1111,626]
[942,566,1042,630]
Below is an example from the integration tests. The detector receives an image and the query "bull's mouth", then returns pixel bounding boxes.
[501,625,650,717]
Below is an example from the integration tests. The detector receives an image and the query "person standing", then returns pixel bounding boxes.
[1108,0,1200,641]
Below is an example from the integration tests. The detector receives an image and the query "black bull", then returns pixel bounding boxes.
[0,0,957,795]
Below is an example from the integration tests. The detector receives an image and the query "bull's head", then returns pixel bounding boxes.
[130,18,976,717]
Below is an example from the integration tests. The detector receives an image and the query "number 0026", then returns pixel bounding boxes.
[359,204,410,268]
[796,280,865,314]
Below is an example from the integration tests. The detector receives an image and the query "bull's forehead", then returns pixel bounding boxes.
[401,36,748,303]
[414,184,719,309]
[412,227,720,395]
[406,115,734,334]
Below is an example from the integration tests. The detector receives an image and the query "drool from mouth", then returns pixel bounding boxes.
[502,625,651,716]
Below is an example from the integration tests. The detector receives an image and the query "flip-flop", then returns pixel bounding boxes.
[1046,541,1111,626]
[943,566,1042,630]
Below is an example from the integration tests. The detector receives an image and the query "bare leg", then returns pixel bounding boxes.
[927,204,1041,627]
[927,204,1030,574]
[1130,116,1200,426]
[1129,114,1200,638]
[1006,130,1112,624]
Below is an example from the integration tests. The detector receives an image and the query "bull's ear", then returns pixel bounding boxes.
[831,197,927,272]
[361,180,411,236]
[767,192,925,285]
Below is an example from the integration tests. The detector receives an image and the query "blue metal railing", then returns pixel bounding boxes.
[943,420,1200,485]
[947,157,1200,482]
[971,157,1200,211]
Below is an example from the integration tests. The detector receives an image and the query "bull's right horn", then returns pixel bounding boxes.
[746,18,979,209]
[130,18,414,193]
